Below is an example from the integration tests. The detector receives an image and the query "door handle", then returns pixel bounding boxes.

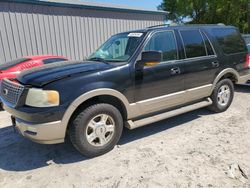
[171,67,181,75]
[212,61,219,68]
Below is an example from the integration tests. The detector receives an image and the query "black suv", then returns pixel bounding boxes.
[1,24,250,157]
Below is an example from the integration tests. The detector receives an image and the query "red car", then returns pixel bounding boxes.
[0,55,68,81]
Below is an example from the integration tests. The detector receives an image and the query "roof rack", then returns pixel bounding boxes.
[147,23,225,29]
[147,23,182,29]
[147,23,169,28]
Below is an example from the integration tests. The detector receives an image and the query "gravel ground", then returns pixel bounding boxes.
[0,85,250,188]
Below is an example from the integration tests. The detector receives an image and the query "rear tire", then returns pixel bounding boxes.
[208,79,234,113]
[69,103,123,157]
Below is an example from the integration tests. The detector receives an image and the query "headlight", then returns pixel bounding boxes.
[25,88,60,107]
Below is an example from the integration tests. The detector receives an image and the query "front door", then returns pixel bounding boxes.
[133,30,186,114]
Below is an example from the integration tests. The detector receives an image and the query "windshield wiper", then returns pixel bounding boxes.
[88,57,109,64]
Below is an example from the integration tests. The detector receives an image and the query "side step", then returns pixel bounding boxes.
[126,98,212,130]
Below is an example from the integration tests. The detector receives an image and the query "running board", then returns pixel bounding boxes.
[126,98,212,130]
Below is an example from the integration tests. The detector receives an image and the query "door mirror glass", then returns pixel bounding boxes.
[140,51,162,67]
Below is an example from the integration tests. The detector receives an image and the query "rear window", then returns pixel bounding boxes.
[180,30,207,58]
[0,58,30,71]
[43,58,67,64]
[212,28,246,54]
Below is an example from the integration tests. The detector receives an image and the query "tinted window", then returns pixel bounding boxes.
[212,28,246,54]
[180,30,206,58]
[247,44,250,52]
[144,31,178,62]
[43,58,67,64]
[202,32,215,55]
[0,58,30,71]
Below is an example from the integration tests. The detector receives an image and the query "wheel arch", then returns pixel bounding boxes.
[212,68,239,89]
[61,89,131,136]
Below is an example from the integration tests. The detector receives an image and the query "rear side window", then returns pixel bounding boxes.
[202,32,215,55]
[212,28,246,54]
[144,31,178,62]
[180,30,206,58]
[43,58,67,64]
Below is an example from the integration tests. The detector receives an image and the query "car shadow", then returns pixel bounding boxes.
[0,108,210,172]
[0,104,4,111]
[235,84,250,93]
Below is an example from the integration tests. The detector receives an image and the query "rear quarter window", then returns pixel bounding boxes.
[211,28,246,54]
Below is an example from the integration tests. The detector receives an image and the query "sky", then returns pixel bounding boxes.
[82,0,162,10]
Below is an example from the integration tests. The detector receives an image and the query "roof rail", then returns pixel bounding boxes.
[147,24,169,29]
[147,23,182,29]
[147,23,226,29]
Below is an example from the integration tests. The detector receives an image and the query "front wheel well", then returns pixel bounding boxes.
[67,95,127,130]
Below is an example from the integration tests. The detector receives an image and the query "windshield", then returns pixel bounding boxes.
[88,32,145,62]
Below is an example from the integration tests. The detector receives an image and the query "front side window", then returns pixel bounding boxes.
[89,32,145,62]
[180,30,207,58]
[144,31,178,62]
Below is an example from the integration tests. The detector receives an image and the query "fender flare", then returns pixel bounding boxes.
[60,88,132,135]
[212,68,239,90]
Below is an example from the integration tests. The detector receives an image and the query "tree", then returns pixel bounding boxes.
[158,0,250,33]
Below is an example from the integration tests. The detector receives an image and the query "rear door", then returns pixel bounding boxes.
[179,29,219,100]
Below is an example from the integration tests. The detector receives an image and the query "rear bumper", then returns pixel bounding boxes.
[14,117,65,144]
[237,69,250,84]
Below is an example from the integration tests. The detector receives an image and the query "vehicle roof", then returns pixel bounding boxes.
[23,55,67,60]
[121,24,237,34]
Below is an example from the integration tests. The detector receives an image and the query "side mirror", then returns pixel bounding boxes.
[140,51,162,67]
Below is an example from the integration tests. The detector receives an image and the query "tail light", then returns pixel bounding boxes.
[245,54,250,68]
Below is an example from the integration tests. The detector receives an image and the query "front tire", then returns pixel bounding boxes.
[208,79,234,113]
[69,103,123,157]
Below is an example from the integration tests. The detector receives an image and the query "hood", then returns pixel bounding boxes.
[17,60,111,87]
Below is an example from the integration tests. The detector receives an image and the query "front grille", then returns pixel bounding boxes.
[0,79,25,106]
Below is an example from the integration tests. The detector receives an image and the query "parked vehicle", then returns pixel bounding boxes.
[242,34,250,84]
[1,24,250,157]
[0,55,68,81]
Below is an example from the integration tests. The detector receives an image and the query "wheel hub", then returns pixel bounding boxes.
[217,84,231,106]
[85,114,115,147]
[95,124,106,136]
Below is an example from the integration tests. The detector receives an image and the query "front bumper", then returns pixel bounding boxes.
[13,117,65,144]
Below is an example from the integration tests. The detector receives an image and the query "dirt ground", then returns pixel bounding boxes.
[0,85,250,188]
